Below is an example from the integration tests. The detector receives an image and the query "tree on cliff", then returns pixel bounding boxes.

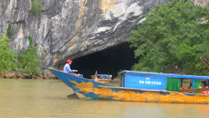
[18,36,41,74]
[0,34,41,75]
[0,34,17,74]
[128,0,209,75]
[31,0,43,15]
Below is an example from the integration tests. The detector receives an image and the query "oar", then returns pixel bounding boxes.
[179,88,209,93]
[67,91,80,99]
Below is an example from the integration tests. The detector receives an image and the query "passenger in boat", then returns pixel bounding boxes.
[180,87,184,90]
[63,59,78,74]
[204,86,209,94]
[189,83,192,89]
[200,86,204,94]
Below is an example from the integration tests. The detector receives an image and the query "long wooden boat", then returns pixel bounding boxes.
[49,68,209,104]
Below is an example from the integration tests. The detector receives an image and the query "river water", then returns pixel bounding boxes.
[0,79,209,118]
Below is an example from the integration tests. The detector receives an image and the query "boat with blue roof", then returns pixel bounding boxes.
[49,68,209,104]
[92,72,113,84]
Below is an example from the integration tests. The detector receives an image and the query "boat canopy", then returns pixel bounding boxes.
[120,70,209,91]
[121,70,209,80]
[96,74,112,80]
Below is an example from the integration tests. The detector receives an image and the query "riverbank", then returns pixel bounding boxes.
[0,72,57,79]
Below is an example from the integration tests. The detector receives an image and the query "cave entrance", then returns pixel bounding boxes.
[71,43,137,79]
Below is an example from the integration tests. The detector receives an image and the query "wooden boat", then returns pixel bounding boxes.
[92,74,112,84]
[49,68,209,104]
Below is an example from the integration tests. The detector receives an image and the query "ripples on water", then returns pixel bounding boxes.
[0,79,209,118]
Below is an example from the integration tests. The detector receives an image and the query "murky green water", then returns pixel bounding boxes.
[1,79,209,118]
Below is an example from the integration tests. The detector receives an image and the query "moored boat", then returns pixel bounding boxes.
[49,68,209,104]
[92,73,112,84]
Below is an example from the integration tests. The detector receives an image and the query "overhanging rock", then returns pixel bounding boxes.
[0,0,170,71]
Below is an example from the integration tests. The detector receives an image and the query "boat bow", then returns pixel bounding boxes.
[49,68,112,98]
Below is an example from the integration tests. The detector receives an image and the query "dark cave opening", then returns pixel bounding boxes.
[71,43,137,79]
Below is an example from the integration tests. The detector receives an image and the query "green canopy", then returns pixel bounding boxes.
[166,78,181,92]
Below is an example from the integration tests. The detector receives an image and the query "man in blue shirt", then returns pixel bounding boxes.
[63,59,78,73]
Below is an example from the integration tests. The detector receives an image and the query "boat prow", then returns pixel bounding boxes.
[49,68,112,99]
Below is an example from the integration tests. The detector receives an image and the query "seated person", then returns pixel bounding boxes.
[180,87,184,90]
[63,59,78,74]
[204,86,209,94]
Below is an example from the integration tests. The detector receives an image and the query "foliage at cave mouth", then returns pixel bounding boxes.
[128,0,209,75]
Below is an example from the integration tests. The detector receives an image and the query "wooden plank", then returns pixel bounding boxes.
[98,85,168,92]
[99,86,209,93]
[179,88,209,92]
[200,54,209,69]
[91,79,118,82]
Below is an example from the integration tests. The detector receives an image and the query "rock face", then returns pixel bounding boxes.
[1,0,171,73]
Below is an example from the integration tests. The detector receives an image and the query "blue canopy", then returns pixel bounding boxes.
[122,70,209,80]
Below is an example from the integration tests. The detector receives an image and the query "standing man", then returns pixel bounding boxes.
[63,59,78,73]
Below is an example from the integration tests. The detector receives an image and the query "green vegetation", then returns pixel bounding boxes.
[18,36,41,74]
[6,23,12,39]
[0,34,41,75]
[0,34,17,74]
[42,48,47,58]
[116,69,122,78]
[26,36,33,45]
[31,0,43,15]
[128,0,209,75]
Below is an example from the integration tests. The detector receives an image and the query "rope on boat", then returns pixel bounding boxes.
[144,98,159,103]
[196,100,209,104]
[171,99,184,103]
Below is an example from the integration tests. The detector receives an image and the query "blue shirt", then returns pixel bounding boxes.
[63,63,76,73]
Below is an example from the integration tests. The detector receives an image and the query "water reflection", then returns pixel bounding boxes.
[0,79,209,118]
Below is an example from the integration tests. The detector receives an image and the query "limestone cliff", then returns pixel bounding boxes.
[4,0,205,74]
